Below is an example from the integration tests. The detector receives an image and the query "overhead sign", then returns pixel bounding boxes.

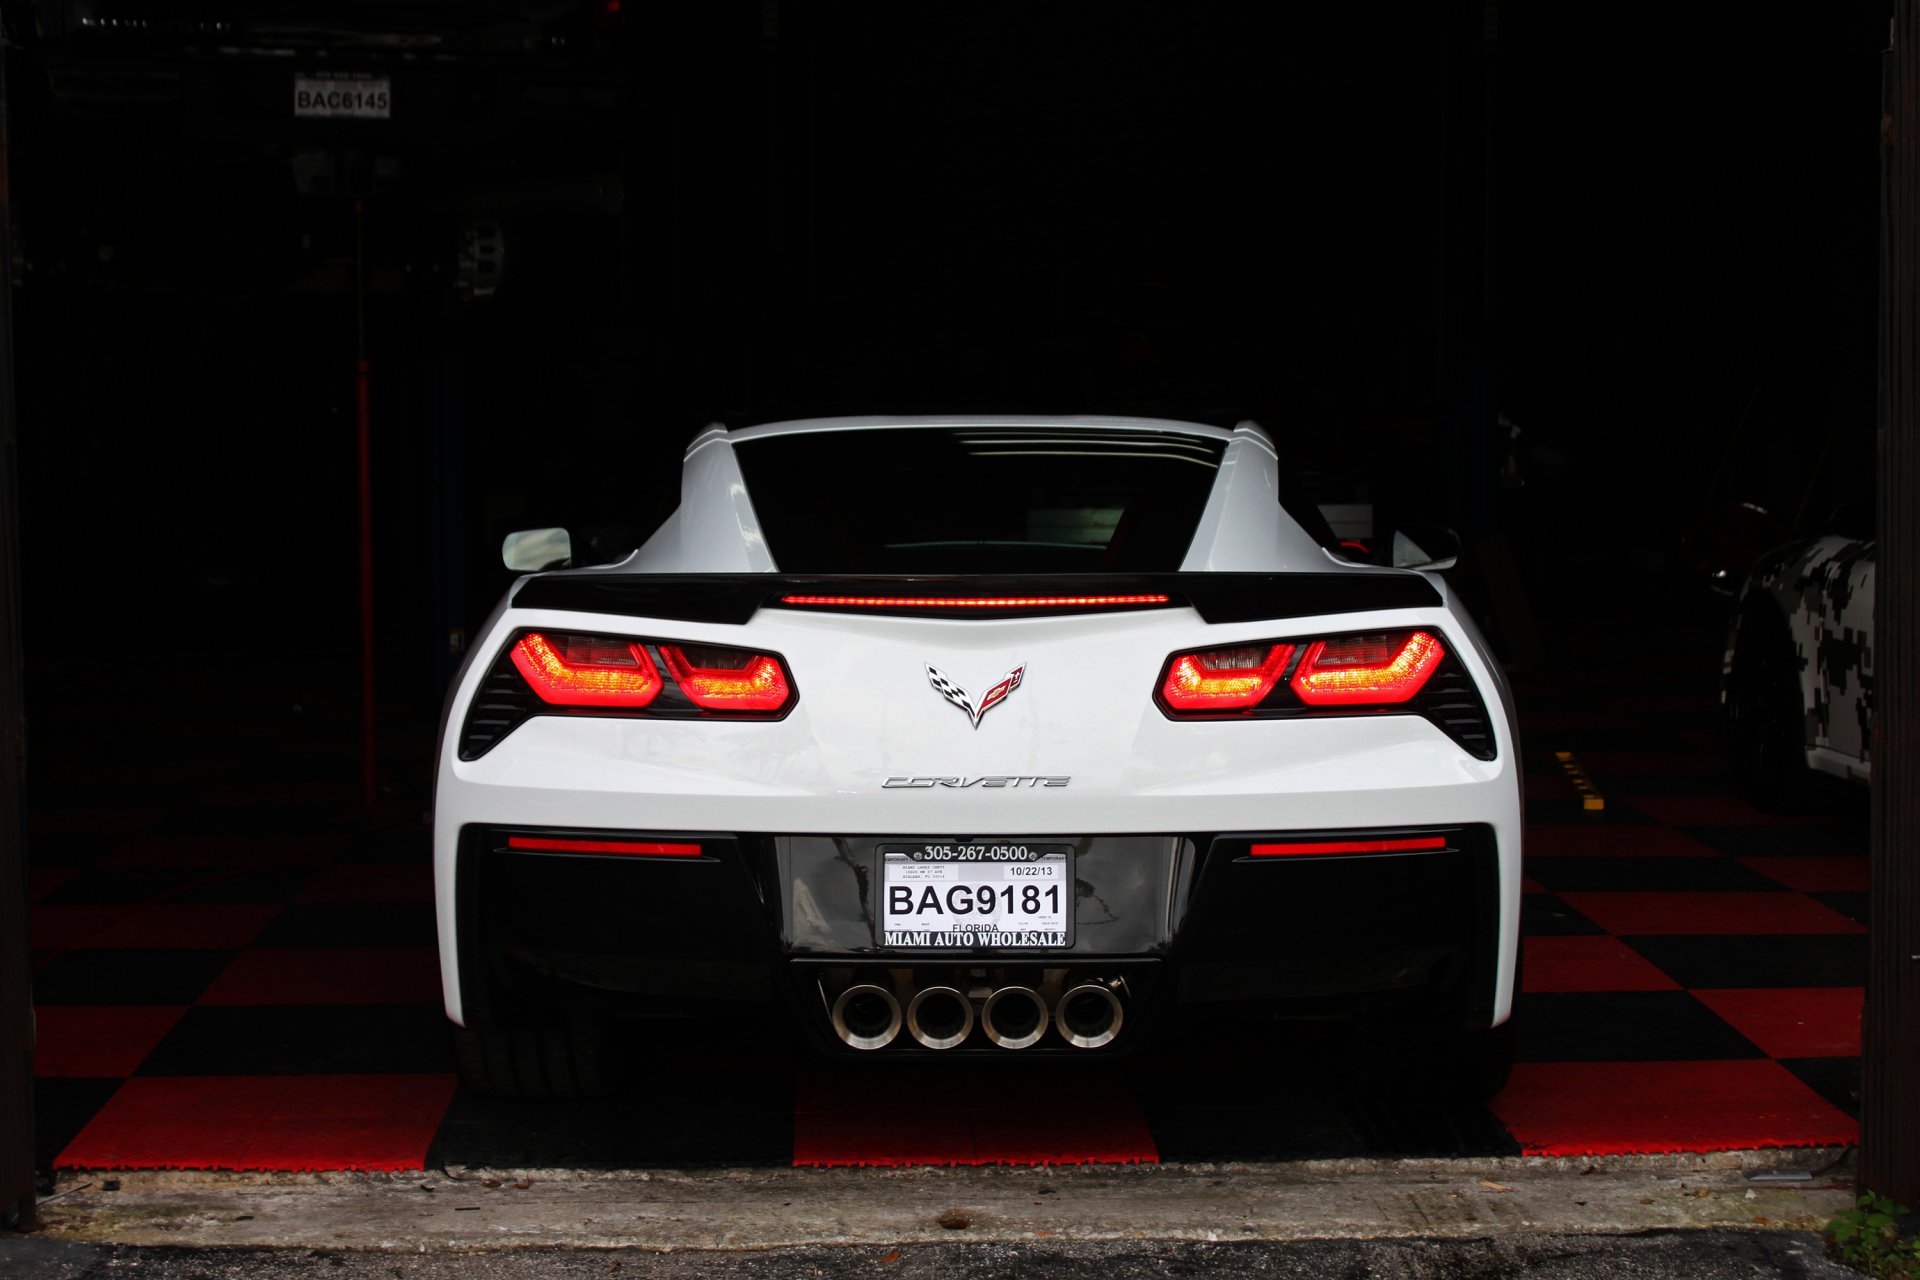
[293,73,391,120]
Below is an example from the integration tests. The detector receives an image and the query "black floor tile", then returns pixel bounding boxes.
[336,827,432,866]
[1622,934,1870,990]
[32,1078,123,1168]
[25,834,131,868]
[1513,991,1766,1062]
[1520,728,1702,755]
[1809,892,1870,928]
[1522,893,1607,936]
[30,949,237,1005]
[151,804,353,838]
[135,1004,451,1077]
[41,868,207,906]
[429,1020,796,1169]
[1679,825,1869,858]
[1779,1057,1862,1119]
[1523,857,1785,894]
[167,866,320,905]
[252,902,437,948]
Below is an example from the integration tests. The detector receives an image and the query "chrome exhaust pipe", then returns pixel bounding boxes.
[1055,982,1124,1049]
[830,983,902,1051]
[981,985,1049,1050]
[906,986,975,1050]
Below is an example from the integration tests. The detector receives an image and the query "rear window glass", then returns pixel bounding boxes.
[734,426,1226,573]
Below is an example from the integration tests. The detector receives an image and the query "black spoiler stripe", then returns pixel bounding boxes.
[511,573,1441,625]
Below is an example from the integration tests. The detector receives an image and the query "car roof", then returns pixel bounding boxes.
[719,414,1249,449]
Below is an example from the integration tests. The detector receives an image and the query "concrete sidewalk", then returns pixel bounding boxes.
[12,1147,1855,1253]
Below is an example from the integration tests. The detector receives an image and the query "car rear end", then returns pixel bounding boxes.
[433,419,1521,1090]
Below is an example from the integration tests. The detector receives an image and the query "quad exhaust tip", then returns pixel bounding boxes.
[830,983,902,1051]
[906,986,975,1050]
[1055,982,1124,1049]
[980,985,1050,1050]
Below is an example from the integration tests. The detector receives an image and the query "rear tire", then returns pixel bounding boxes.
[1440,1020,1516,1101]
[1352,1016,1517,1102]
[451,1015,611,1099]
[1725,604,1815,811]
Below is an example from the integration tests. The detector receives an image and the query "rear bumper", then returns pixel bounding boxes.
[451,821,1508,1056]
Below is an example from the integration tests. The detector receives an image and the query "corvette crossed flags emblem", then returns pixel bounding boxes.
[925,662,1026,729]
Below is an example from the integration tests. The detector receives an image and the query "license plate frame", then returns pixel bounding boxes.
[877,841,1074,950]
[293,72,393,120]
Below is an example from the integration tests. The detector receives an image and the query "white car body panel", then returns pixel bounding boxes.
[434,415,1522,1050]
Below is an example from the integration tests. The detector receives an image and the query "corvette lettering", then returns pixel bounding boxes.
[882,775,1070,788]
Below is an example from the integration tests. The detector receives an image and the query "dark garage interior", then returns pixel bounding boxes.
[3,0,1918,1227]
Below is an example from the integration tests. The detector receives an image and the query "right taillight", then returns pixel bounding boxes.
[660,644,793,712]
[1154,627,1491,758]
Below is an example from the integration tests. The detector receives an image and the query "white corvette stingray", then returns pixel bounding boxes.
[433,417,1522,1097]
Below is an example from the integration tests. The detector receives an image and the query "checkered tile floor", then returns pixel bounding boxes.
[26,656,1867,1171]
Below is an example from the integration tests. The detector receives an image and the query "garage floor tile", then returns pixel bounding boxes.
[26,635,1872,1170]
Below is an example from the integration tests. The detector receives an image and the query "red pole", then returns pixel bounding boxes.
[354,198,375,809]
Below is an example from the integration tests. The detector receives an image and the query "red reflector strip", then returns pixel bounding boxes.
[1249,836,1448,857]
[779,594,1170,609]
[507,837,702,857]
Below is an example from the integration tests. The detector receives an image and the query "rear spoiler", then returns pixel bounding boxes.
[512,572,1440,626]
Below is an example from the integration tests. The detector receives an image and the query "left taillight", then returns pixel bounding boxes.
[460,630,797,760]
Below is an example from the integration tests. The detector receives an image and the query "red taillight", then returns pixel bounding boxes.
[1161,643,1295,711]
[1250,836,1448,857]
[508,836,700,857]
[1290,630,1444,705]
[660,644,792,712]
[512,632,662,707]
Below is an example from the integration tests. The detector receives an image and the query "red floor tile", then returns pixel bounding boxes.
[31,904,282,951]
[793,1068,1156,1168]
[29,868,80,903]
[1738,856,1870,893]
[55,1074,459,1171]
[1525,826,1721,859]
[1492,1060,1858,1156]
[199,947,443,1005]
[33,1006,188,1078]
[295,864,433,905]
[1521,874,1548,894]
[1523,936,1681,993]
[1558,892,1866,936]
[1693,988,1863,1059]
[1625,796,1848,827]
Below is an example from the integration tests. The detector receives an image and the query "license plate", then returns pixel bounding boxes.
[879,842,1072,948]
[293,74,392,120]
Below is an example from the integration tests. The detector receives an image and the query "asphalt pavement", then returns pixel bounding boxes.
[0,1230,1863,1279]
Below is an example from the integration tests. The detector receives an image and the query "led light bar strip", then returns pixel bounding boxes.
[780,594,1171,608]
[1249,836,1448,857]
[507,836,702,857]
